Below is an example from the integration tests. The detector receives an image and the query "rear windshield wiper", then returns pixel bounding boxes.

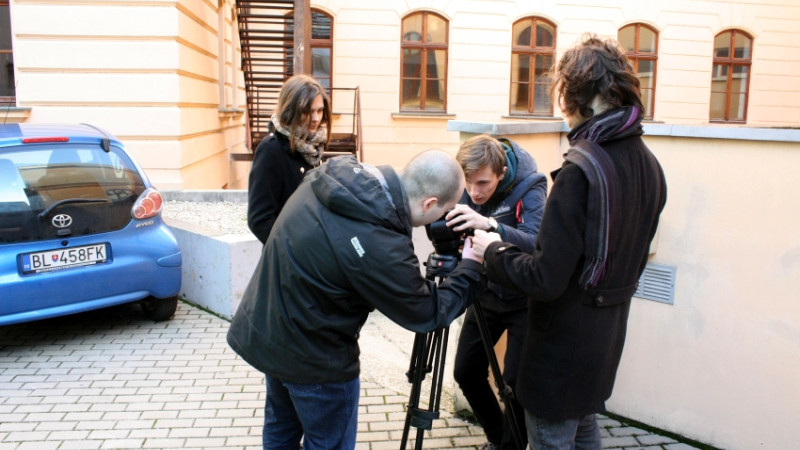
[38,198,111,220]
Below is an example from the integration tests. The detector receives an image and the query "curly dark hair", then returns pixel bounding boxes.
[552,33,643,120]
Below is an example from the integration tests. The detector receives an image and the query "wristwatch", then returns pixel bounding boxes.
[487,217,498,232]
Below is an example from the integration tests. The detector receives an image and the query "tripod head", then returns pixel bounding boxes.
[424,252,459,279]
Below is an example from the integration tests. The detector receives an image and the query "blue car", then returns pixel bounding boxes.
[0,123,182,325]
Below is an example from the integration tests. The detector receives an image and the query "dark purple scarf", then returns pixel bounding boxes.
[565,106,642,289]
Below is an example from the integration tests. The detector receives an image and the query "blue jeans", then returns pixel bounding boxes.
[525,411,602,450]
[262,374,360,450]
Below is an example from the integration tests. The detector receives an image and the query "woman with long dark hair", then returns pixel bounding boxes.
[247,74,332,244]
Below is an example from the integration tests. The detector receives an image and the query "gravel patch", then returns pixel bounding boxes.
[162,200,250,235]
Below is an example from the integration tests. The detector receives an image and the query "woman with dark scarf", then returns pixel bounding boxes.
[247,74,331,244]
[471,34,667,450]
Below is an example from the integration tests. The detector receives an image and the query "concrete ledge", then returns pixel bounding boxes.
[448,119,800,143]
[162,189,248,203]
[161,190,259,319]
[164,217,261,319]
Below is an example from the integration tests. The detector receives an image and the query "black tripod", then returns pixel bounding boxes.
[399,252,524,449]
[399,252,457,450]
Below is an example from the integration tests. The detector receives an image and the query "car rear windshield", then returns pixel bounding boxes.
[0,144,146,244]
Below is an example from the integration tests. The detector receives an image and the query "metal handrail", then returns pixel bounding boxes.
[328,86,363,161]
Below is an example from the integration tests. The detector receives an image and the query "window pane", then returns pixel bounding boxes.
[533,82,551,113]
[731,64,749,92]
[618,25,635,52]
[402,48,421,78]
[641,87,654,118]
[637,59,655,89]
[0,4,11,50]
[513,21,532,47]
[535,21,554,48]
[426,50,445,79]
[639,27,656,53]
[510,82,529,113]
[729,93,746,121]
[402,78,421,109]
[402,15,422,42]
[511,54,530,83]
[733,33,751,59]
[534,54,552,83]
[0,53,14,97]
[709,92,727,120]
[711,63,728,82]
[311,48,330,79]
[311,12,331,39]
[714,32,731,58]
[425,80,445,109]
[427,14,447,44]
[533,83,551,114]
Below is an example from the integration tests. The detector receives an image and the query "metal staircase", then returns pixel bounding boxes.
[234,0,361,162]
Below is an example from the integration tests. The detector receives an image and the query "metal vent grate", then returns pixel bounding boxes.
[634,263,676,305]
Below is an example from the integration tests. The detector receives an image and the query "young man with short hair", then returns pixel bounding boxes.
[446,134,548,449]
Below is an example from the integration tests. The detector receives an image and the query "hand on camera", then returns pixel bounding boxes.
[461,237,482,263]
[470,229,502,260]
[445,204,488,233]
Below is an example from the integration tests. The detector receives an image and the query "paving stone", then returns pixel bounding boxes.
[0,302,707,450]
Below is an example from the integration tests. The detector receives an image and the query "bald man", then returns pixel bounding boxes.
[228,151,487,449]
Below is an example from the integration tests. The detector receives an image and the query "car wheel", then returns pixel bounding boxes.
[140,296,178,322]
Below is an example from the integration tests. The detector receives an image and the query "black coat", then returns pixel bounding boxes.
[483,128,667,421]
[228,156,486,384]
[247,133,315,244]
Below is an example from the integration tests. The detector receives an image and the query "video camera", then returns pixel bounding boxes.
[423,213,473,278]
[425,213,473,257]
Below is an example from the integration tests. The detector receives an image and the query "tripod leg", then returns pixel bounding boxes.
[401,332,428,449]
[472,301,525,450]
[400,327,450,450]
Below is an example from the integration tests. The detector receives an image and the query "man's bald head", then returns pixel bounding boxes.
[400,149,466,227]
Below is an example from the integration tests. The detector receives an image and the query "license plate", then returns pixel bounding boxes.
[20,243,109,274]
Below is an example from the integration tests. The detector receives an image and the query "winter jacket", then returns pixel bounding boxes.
[228,156,486,384]
[460,138,547,312]
[247,132,315,244]
[483,115,667,420]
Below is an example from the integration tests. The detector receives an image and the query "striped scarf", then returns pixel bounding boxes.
[565,106,642,289]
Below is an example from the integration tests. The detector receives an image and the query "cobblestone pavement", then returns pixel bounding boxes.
[0,301,702,449]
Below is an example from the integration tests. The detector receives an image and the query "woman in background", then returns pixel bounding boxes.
[247,74,331,244]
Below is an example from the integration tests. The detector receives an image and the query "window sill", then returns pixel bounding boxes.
[392,112,456,120]
[0,106,32,123]
[501,114,564,121]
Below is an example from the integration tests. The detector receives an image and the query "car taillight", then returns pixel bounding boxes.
[132,188,164,220]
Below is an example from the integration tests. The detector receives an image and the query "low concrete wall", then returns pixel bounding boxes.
[161,190,261,319]
[165,219,261,319]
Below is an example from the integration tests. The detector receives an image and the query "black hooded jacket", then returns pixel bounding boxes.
[227,156,486,383]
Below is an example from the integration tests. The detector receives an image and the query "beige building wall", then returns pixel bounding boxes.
[610,132,800,450]
[7,0,247,189]
[317,0,800,167]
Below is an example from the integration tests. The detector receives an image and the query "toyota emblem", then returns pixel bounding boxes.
[51,214,73,228]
